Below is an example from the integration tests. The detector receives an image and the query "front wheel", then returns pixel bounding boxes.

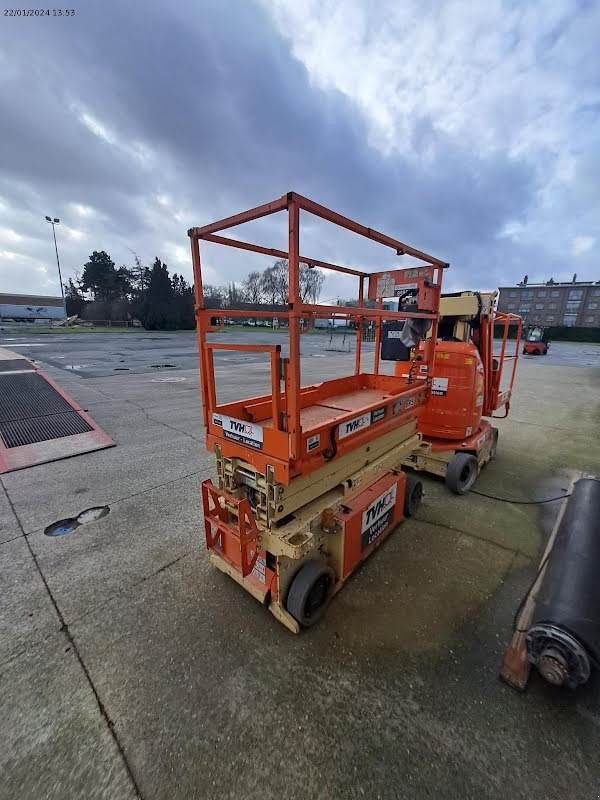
[445,453,478,495]
[286,560,335,627]
[404,474,423,517]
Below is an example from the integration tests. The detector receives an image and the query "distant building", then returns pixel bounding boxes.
[314,318,348,328]
[0,293,66,322]
[497,280,600,328]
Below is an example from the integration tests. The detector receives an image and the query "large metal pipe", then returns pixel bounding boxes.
[527,478,600,688]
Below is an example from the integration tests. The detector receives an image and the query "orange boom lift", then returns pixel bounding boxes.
[400,291,522,493]
[188,192,448,631]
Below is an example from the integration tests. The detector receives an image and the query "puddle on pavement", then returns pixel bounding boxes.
[44,518,80,537]
[44,505,110,537]
[77,506,110,524]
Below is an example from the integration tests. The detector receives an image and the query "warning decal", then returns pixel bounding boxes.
[361,484,397,550]
[431,377,449,397]
[370,407,386,424]
[250,555,266,584]
[307,434,321,452]
[375,273,394,297]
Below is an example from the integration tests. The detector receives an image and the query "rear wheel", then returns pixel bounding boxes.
[286,560,335,627]
[404,474,423,516]
[490,428,499,460]
[445,453,478,495]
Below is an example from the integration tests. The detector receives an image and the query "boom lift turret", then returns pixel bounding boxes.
[188,192,448,632]
[398,291,522,493]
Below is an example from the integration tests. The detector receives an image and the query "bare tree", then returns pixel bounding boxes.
[226,282,244,307]
[243,270,264,304]
[203,284,225,308]
[259,259,324,305]
[260,260,288,305]
[300,265,325,303]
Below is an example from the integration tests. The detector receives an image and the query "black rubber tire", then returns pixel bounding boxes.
[490,428,499,460]
[286,560,335,627]
[445,453,478,495]
[404,474,423,517]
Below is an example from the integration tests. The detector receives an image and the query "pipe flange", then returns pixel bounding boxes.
[526,624,591,688]
[538,648,569,687]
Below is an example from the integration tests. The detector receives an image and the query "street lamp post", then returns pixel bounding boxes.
[45,216,67,320]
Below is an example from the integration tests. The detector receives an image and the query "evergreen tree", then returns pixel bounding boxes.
[171,273,195,329]
[64,278,87,316]
[80,251,120,301]
[140,258,176,330]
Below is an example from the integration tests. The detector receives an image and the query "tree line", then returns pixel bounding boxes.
[64,251,196,330]
[203,259,324,309]
[65,253,325,329]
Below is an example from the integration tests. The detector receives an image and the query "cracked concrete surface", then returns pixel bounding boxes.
[1,330,600,800]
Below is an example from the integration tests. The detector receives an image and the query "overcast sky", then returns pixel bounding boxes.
[1,0,598,301]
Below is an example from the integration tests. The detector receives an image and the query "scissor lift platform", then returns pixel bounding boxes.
[189,191,449,629]
[206,368,428,484]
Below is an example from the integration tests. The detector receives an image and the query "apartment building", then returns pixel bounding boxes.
[497,281,600,328]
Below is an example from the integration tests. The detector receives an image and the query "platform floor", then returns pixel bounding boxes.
[1,329,600,800]
[254,386,406,431]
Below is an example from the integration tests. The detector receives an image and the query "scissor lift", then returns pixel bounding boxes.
[188,192,448,631]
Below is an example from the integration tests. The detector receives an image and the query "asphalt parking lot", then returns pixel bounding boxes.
[2,329,600,800]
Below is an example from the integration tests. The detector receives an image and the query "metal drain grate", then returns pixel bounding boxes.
[0,412,92,448]
[0,373,92,448]
[0,359,35,372]
[0,372,74,423]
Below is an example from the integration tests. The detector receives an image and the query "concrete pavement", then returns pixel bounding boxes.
[1,330,600,799]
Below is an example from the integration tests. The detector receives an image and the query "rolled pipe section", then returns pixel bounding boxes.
[527,478,600,689]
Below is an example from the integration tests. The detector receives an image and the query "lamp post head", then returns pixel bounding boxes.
[53,218,60,224]
[45,215,52,222]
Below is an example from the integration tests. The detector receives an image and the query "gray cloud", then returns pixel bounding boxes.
[0,0,595,299]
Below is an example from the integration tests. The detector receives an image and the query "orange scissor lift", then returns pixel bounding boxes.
[188,192,448,632]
